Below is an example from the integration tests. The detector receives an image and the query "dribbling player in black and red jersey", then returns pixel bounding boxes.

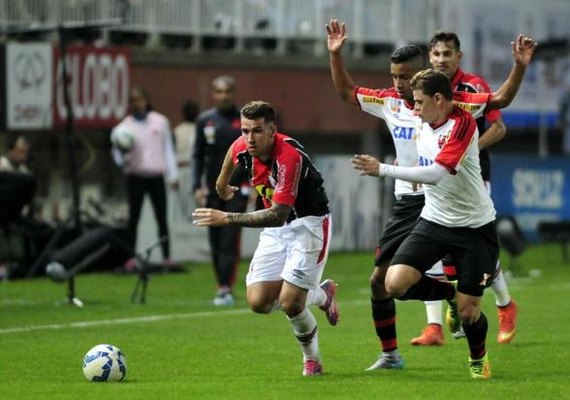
[192,101,338,377]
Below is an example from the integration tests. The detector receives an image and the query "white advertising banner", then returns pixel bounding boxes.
[6,43,53,130]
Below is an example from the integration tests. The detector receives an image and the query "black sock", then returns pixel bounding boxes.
[398,275,455,301]
[371,297,397,352]
[463,312,488,359]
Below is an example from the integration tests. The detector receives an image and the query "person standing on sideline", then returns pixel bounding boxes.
[192,101,338,376]
[409,31,517,347]
[111,86,179,268]
[193,76,249,306]
[173,99,199,216]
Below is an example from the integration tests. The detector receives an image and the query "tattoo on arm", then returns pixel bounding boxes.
[226,204,291,227]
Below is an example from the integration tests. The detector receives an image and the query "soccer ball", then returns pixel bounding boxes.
[82,344,127,382]
[111,125,135,151]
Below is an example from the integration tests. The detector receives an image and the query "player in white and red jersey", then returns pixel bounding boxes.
[328,18,436,370]
[352,40,536,377]
[192,101,337,377]
[410,31,517,347]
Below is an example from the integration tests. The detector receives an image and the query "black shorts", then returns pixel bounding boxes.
[374,195,424,267]
[391,218,499,297]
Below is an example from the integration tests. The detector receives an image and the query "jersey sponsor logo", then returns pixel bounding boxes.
[419,156,434,166]
[479,273,491,286]
[392,126,414,140]
[454,102,484,114]
[389,99,400,114]
[255,184,274,200]
[361,96,385,105]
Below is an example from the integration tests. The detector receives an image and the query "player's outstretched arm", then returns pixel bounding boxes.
[489,34,537,110]
[327,19,358,104]
[351,154,448,184]
[192,203,292,228]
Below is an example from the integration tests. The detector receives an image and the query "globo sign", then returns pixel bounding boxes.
[54,46,131,129]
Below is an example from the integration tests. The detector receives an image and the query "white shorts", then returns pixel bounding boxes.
[246,214,332,290]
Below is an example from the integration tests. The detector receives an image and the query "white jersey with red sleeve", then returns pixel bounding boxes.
[416,106,496,227]
[355,86,422,198]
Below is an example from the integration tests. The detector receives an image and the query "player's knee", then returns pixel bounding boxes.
[458,304,481,325]
[384,278,408,298]
[370,265,388,295]
[248,300,272,314]
[247,292,273,314]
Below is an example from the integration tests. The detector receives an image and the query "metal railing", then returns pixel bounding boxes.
[0,0,437,55]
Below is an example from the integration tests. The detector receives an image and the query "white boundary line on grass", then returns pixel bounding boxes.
[0,308,252,335]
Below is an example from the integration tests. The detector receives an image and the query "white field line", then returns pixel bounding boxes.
[0,308,251,335]
[0,299,371,335]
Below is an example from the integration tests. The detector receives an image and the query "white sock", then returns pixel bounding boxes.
[424,300,443,325]
[287,308,320,362]
[491,267,511,307]
[305,287,327,307]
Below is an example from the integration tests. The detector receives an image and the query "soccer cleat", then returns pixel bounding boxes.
[365,353,405,371]
[468,353,492,379]
[445,284,461,334]
[453,325,466,339]
[319,279,339,326]
[410,323,445,346]
[303,360,323,376]
[213,292,235,306]
[497,300,517,344]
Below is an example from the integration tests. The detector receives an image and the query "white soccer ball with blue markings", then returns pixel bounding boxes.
[82,344,127,382]
[111,125,135,151]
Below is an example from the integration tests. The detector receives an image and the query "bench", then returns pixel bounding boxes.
[538,221,570,263]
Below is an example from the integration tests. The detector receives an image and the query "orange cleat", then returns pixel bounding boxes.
[497,300,517,344]
[410,323,445,346]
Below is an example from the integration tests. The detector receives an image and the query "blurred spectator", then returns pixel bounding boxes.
[0,134,52,279]
[173,99,200,216]
[112,86,179,268]
[193,75,250,306]
[174,99,200,168]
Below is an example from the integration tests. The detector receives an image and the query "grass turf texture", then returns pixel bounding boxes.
[1,244,569,399]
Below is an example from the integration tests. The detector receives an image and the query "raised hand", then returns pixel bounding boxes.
[326,19,348,54]
[512,34,537,66]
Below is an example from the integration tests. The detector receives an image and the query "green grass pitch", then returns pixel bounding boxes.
[1,243,569,399]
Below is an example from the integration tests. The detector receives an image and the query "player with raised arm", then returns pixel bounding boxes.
[409,31,517,346]
[327,18,441,369]
[351,36,536,379]
[192,101,337,376]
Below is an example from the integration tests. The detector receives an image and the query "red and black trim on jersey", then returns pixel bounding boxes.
[451,68,500,181]
[434,107,477,174]
[353,86,415,111]
[232,133,329,222]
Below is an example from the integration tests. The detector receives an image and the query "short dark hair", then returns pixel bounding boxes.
[429,31,461,51]
[181,100,199,122]
[410,69,453,100]
[240,101,276,123]
[390,45,425,69]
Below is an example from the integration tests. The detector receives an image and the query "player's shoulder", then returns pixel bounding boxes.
[357,86,399,101]
[457,69,491,93]
[450,106,477,127]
